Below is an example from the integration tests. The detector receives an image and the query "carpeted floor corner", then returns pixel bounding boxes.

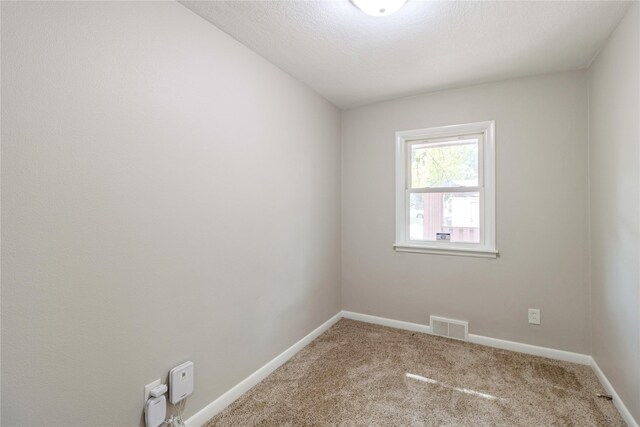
[205,319,624,426]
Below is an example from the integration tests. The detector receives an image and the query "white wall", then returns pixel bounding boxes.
[0,2,341,426]
[342,71,590,353]
[588,2,640,422]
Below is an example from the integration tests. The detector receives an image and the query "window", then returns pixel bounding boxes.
[395,121,497,258]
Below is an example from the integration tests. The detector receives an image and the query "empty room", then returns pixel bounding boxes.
[1,0,639,426]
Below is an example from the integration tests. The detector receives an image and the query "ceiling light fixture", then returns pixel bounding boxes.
[351,0,407,17]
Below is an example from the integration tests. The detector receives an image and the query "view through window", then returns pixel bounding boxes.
[409,137,480,243]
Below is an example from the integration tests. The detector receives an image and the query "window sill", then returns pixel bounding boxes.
[393,243,498,258]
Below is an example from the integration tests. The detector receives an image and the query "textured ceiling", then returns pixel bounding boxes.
[180,0,631,109]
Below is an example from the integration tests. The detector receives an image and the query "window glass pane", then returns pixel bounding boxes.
[411,138,478,188]
[409,192,480,243]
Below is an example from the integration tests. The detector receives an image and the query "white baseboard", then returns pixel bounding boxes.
[186,310,636,427]
[184,312,342,427]
[467,334,592,365]
[342,310,431,334]
[590,357,638,427]
[342,310,591,365]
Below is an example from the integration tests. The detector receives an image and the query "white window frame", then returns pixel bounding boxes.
[394,121,497,258]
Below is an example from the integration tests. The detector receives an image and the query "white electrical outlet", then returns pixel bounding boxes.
[528,308,541,325]
[144,379,161,403]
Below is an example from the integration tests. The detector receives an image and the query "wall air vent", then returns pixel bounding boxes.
[430,316,469,341]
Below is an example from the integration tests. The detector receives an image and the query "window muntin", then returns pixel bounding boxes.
[395,121,496,257]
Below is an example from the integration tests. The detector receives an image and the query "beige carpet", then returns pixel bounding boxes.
[205,319,624,426]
